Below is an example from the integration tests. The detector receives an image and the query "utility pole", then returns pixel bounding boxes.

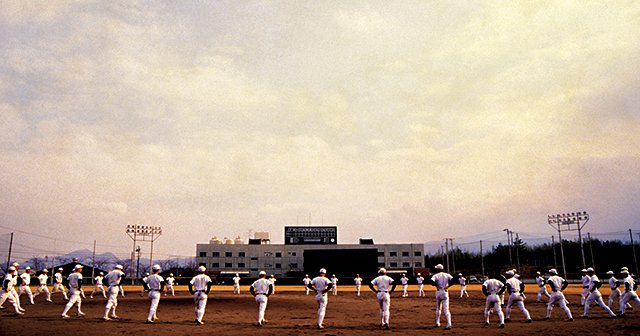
[136,246,141,278]
[551,235,557,269]
[504,229,513,267]
[449,238,456,275]
[91,240,96,281]
[630,229,639,277]
[480,240,485,277]
[587,232,595,268]
[444,239,450,272]
[515,233,521,271]
[5,232,13,273]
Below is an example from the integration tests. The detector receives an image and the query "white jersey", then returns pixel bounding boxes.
[190,274,212,291]
[104,269,125,286]
[622,275,636,293]
[431,272,453,290]
[416,276,424,284]
[54,273,63,283]
[166,277,175,285]
[20,272,31,286]
[588,275,601,292]
[536,276,545,286]
[94,276,103,285]
[331,277,338,286]
[303,277,311,285]
[609,276,618,289]
[505,277,522,293]
[67,272,83,289]
[401,277,409,285]
[232,276,240,285]
[146,274,164,290]
[354,277,362,285]
[581,275,591,288]
[38,274,48,286]
[548,275,566,291]
[483,278,504,295]
[269,277,277,286]
[459,277,467,286]
[3,274,16,291]
[252,278,271,295]
[371,275,394,292]
[311,276,331,293]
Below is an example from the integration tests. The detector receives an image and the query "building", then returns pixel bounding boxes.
[196,227,424,278]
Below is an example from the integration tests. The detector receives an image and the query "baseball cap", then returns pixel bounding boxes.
[100,272,104,275]
[74,264,83,270]
[417,273,421,276]
[506,270,515,276]
[259,271,266,276]
[115,265,123,270]
[549,268,558,274]
[42,269,49,273]
[621,267,629,271]
[458,273,462,276]
[536,271,541,275]
[152,264,161,272]
[58,268,64,271]
[586,267,594,272]
[170,273,174,276]
[8,266,16,271]
[25,266,31,270]
[621,270,629,275]
[198,266,206,272]
[12,262,19,267]
[319,268,327,274]
[581,269,587,272]
[378,267,387,274]
[606,271,614,275]
[434,264,444,270]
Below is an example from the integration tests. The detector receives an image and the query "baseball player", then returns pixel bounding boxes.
[250,271,273,327]
[303,274,312,295]
[459,273,469,298]
[429,264,455,330]
[52,268,68,300]
[103,265,125,321]
[400,273,409,297]
[18,266,35,304]
[416,273,425,297]
[33,269,52,302]
[189,266,213,325]
[369,267,396,330]
[0,266,23,315]
[535,271,550,302]
[331,274,338,296]
[90,272,106,299]
[165,273,176,296]
[545,268,573,321]
[606,270,630,310]
[504,270,532,323]
[61,265,85,319]
[308,268,333,329]
[141,272,150,297]
[619,267,640,316]
[8,263,24,311]
[144,265,164,323]
[119,283,125,297]
[269,274,277,294]
[354,274,363,296]
[482,272,505,328]
[232,273,241,294]
[581,267,615,318]
[580,269,590,306]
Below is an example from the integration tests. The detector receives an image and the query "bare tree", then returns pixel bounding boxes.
[27,256,47,271]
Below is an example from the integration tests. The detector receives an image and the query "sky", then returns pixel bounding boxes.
[1,1,639,260]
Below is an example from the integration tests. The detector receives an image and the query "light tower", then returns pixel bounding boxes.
[126,224,162,282]
[547,211,589,279]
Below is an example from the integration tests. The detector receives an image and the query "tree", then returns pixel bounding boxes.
[27,256,47,271]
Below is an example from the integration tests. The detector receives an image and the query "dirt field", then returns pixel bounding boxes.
[2,284,639,335]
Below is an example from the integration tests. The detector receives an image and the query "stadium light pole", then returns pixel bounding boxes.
[503,229,513,267]
[126,224,162,282]
[548,211,589,278]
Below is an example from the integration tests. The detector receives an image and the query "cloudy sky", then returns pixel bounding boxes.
[1,1,639,259]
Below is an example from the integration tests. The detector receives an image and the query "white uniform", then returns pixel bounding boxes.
[33,273,52,302]
[145,274,164,322]
[269,277,277,294]
[620,274,640,314]
[371,274,394,327]
[536,275,550,301]
[583,274,615,317]
[91,275,106,298]
[190,274,212,324]
[401,276,409,297]
[354,276,363,296]
[103,269,125,320]
[232,275,241,294]
[331,276,338,296]
[459,276,469,298]
[0,272,23,314]
[303,276,312,295]
[165,276,175,296]
[52,272,68,300]
[251,278,271,325]
[431,272,453,329]
[483,278,504,325]
[18,272,35,304]
[546,275,573,320]
[311,275,332,327]
[417,275,425,297]
[607,276,630,309]
[581,274,591,306]
[8,270,23,311]
[505,277,531,321]
[61,272,84,317]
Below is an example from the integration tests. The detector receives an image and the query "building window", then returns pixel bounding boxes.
[225,252,233,257]
[212,252,220,257]
[264,263,273,268]
[402,262,410,267]
[415,262,422,267]
[238,252,246,257]
[290,263,298,269]
[238,263,245,268]
[199,263,206,267]
[212,263,219,268]
[390,262,398,267]
[275,252,282,258]
[414,251,422,257]
[225,263,232,268]
[402,252,410,257]
[199,252,207,257]
[275,263,282,269]
[251,257,258,261]
[288,252,297,256]
[264,252,272,257]
[377,251,385,257]
[389,252,397,257]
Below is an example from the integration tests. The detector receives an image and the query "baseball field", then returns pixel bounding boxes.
[2,284,639,335]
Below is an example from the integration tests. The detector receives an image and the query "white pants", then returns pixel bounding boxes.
[166,284,175,296]
[147,290,161,321]
[233,284,240,294]
[104,286,120,318]
[316,293,328,326]
[119,285,125,297]
[547,291,572,319]
[435,289,451,328]
[0,290,21,313]
[583,290,615,317]
[194,291,208,322]
[418,284,425,297]
[581,287,589,305]
[255,294,268,324]
[402,285,408,297]
[53,283,68,299]
[620,291,640,314]
[485,294,504,324]
[506,293,531,320]
[34,285,51,301]
[377,291,391,325]
[537,285,550,301]
[62,289,82,316]
[91,284,106,298]
[18,285,34,304]
[332,285,337,296]
[460,285,468,298]
[355,285,361,296]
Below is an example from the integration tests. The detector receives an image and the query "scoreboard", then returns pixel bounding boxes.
[284,226,337,245]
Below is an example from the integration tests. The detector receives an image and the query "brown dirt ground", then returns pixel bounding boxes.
[1,285,639,335]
